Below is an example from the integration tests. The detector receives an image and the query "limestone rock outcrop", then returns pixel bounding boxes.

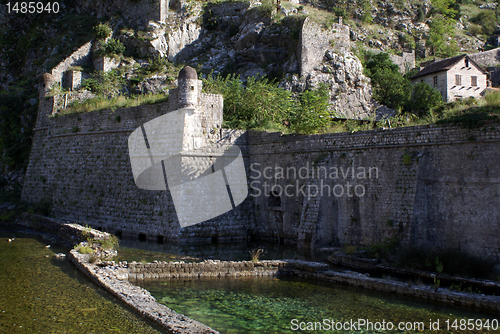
[283,51,375,119]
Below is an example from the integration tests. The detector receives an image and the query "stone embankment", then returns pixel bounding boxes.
[69,251,219,334]
[127,259,328,280]
[329,253,500,296]
[15,213,500,334]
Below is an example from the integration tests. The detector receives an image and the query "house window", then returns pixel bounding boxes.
[471,76,477,87]
[465,58,469,67]
[190,86,195,90]
[455,74,462,86]
[433,76,438,87]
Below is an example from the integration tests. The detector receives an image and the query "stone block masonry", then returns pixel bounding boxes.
[127,259,328,280]
[22,91,500,262]
[248,123,500,263]
[299,17,350,78]
[22,102,252,243]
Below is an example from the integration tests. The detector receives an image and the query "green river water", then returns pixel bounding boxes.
[0,226,165,334]
[2,224,500,334]
[138,276,500,334]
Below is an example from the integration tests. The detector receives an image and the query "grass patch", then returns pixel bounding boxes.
[75,244,94,254]
[343,245,357,255]
[249,248,265,262]
[56,93,169,115]
[99,235,120,250]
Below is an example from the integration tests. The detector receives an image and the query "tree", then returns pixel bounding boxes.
[408,82,443,117]
[363,53,412,112]
[428,15,459,57]
[431,0,460,19]
[291,84,331,134]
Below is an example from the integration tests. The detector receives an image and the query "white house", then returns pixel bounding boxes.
[410,54,488,102]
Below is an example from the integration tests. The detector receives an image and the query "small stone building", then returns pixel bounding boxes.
[410,54,488,102]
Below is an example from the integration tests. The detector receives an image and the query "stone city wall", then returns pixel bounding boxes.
[389,50,415,74]
[22,99,500,262]
[50,41,93,85]
[22,102,252,243]
[247,123,500,262]
[299,17,350,77]
[469,47,500,67]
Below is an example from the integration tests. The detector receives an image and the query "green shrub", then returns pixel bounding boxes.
[138,57,169,75]
[249,248,265,262]
[395,247,493,278]
[93,23,112,39]
[402,153,412,165]
[408,82,443,117]
[363,52,412,111]
[471,10,498,36]
[485,91,500,107]
[291,84,331,134]
[202,74,332,134]
[468,24,483,37]
[94,39,126,57]
[81,70,125,97]
[365,237,399,260]
[0,211,16,222]
[343,245,357,255]
[99,235,119,250]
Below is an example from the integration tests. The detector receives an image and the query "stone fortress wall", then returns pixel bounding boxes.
[23,15,499,263]
[23,66,253,244]
[299,17,415,77]
[249,125,500,263]
[23,89,500,262]
[469,47,500,67]
[299,17,351,78]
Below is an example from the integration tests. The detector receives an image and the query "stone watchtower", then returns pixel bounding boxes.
[167,66,223,130]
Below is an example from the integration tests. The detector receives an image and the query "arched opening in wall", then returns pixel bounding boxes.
[268,189,281,208]
[211,235,218,244]
[138,233,147,241]
[157,235,164,244]
[115,230,122,238]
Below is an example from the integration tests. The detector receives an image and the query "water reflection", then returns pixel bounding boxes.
[116,238,318,263]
